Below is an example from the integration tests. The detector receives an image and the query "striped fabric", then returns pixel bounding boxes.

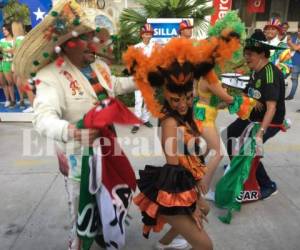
[80,65,108,101]
[265,64,274,84]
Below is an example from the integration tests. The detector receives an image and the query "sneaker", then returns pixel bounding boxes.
[144,121,153,128]
[18,100,26,108]
[204,190,215,201]
[285,96,293,100]
[22,106,34,113]
[155,237,188,250]
[8,101,16,108]
[4,101,10,107]
[131,126,140,134]
[260,182,278,200]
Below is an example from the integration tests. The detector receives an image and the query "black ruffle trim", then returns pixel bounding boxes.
[137,164,196,200]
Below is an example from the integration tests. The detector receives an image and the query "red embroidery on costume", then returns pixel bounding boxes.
[61,70,84,96]
[95,64,112,89]
[56,57,65,68]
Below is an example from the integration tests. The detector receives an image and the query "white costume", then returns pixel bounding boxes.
[133,41,155,125]
[33,56,135,250]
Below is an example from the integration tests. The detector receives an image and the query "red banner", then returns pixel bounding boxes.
[247,0,265,13]
[210,0,232,25]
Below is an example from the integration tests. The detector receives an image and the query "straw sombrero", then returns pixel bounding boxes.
[14,0,112,79]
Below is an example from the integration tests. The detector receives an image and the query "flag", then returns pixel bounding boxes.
[247,0,265,13]
[19,0,52,27]
[215,123,260,224]
[76,98,140,250]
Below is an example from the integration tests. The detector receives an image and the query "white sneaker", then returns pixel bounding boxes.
[4,101,10,107]
[204,190,215,201]
[155,237,188,250]
[22,106,34,113]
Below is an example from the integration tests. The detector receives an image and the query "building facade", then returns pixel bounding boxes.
[233,0,300,33]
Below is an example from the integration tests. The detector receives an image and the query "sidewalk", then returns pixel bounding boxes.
[0,96,300,250]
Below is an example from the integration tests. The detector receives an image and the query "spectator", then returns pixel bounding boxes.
[0,23,15,107]
[12,22,35,112]
[12,21,26,108]
[178,19,193,39]
[131,24,154,134]
[286,24,300,101]
[279,22,290,43]
[264,18,292,78]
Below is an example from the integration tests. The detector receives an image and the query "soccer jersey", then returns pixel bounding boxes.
[245,62,285,124]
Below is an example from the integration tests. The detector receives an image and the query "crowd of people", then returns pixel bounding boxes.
[4,0,299,249]
[0,22,34,112]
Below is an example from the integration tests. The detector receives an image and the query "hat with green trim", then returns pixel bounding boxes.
[245,29,285,51]
[13,0,114,79]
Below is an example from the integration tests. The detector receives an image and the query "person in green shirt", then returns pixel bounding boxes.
[13,35,25,108]
[12,23,35,111]
[0,24,16,107]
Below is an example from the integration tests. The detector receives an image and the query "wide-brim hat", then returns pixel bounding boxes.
[14,0,112,79]
[245,38,285,51]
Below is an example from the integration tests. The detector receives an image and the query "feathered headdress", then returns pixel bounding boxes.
[123,25,241,118]
[208,11,247,74]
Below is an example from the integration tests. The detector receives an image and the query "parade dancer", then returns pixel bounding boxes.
[193,12,255,200]
[14,1,137,249]
[123,23,244,248]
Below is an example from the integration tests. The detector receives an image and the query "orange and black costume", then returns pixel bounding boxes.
[134,106,206,237]
[123,34,241,238]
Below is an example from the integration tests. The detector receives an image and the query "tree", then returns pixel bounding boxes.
[112,0,214,63]
[3,0,30,25]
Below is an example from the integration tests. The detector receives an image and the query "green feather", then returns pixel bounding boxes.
[208,11,246,40]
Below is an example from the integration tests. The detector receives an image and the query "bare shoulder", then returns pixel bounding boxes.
[161,116,178,128]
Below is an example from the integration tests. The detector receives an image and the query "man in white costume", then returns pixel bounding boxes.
[14,1,136,249]
[131,23,155,134]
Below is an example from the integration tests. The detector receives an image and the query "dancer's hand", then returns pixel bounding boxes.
[192,205,208,231]
[197,178,209,195]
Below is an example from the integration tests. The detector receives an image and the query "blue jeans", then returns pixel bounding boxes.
[286,64,300,99]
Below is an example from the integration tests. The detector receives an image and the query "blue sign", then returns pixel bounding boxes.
[147,18,193,44]
[151,22,179,38]
[19,0,52,27]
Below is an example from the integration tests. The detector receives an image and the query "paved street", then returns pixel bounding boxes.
[1,91,300,250]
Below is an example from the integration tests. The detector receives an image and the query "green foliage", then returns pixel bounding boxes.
[3,0,30,24]
[112,0,214,63]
